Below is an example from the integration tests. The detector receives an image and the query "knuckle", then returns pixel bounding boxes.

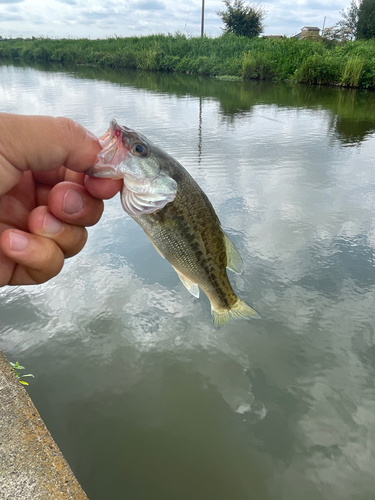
[63,227,88,258]
[55,117,86,147]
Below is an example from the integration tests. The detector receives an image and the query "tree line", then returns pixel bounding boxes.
[323,0,375,41]
[1,1,373,43]
[218,0,375,42]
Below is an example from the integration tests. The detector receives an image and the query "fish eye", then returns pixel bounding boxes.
[132,143,148,157]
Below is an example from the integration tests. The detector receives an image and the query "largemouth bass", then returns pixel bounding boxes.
[88,120,259,328]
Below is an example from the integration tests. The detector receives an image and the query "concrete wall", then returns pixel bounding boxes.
[0,349,89,500]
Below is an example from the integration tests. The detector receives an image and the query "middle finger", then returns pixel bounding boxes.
[48,181,104,227]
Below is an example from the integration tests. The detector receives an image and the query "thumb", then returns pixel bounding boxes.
[0,114,102,197]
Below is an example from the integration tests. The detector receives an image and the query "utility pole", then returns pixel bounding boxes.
[201,0,205,37]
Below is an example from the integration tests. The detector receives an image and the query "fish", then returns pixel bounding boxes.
[87,119,259,328]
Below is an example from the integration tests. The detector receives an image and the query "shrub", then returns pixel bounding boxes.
[242,52,276,79]
[294,54,342,85]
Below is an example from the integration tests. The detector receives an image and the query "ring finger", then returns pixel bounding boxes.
[28,205,88,258]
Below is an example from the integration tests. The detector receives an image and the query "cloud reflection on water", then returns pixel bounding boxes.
[1,63,375,499]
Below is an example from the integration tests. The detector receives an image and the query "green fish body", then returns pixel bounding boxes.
[88,120,259,328]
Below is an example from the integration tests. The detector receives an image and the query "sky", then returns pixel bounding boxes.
[0,0,353,40]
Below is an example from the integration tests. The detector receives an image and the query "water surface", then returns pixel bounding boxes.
[1,62,375,500]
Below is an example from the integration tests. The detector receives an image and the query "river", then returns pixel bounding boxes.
[1,62,375,500]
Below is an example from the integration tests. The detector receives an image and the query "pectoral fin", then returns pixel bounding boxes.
[172,267,200,298]
[224,233,243,274]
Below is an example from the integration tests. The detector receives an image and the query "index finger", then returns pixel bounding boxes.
[0,114,102,196]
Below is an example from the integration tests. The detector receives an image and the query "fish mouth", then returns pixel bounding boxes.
[86,119,130,179]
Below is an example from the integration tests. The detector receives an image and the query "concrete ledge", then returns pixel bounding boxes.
[0,349,88,500]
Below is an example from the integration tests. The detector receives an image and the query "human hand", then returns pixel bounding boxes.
[0,113,122,286]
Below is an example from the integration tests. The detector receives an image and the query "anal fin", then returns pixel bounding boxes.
[173,267,200,298]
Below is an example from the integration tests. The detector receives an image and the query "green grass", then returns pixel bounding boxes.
[294,53,342,85]
[1,34,375,89]
[341,55,366,87]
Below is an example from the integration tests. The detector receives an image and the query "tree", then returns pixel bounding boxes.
[322,24,355,43]
[338,0,359,40]
[357,0,375,39]
[322,0,360,43]
[217,0,266,38]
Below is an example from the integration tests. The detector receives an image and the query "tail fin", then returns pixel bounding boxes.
[211,299,260,329]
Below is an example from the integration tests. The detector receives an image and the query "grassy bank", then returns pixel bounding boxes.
[1,34,375,89]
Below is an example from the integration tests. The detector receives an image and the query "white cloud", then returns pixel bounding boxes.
[0,0,352,38]
[56,0,78,5]
[134,0,166,10]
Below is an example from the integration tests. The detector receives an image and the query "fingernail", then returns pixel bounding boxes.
[9,232,29,252]
[43,212,63,234]
[63,189,83,215]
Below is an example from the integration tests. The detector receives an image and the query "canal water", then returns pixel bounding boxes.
[1,62,375,500]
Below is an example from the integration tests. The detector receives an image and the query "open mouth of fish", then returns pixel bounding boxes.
[86,120,130,179]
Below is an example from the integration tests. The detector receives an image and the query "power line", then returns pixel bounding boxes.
[184,0,205,37]
[184,0,194,32]
[201,0,205,37]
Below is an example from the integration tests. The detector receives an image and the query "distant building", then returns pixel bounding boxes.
[293,27,320,39]
[264,35,284,40]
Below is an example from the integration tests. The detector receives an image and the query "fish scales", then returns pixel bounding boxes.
[87,119,259,327]
[133,173,237,312]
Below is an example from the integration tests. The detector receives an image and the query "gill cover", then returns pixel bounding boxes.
[121,172,177,216]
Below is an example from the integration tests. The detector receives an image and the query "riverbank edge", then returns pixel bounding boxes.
[0,348,89,500]
[1,34,375,90]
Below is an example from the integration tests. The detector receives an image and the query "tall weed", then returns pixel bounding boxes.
[341,56,365,87]
[294,54,341,85]
[242,52,276,80]
[1,35,375,88]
